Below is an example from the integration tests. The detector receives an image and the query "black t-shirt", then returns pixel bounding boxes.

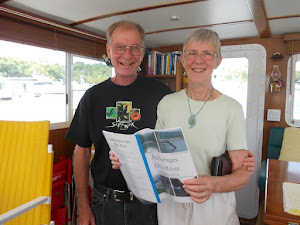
[65,75,172,191]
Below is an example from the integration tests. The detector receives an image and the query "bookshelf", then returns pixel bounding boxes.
[145,55,184,92]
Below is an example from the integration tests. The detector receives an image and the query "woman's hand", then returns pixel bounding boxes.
[243,151,255,172]
[109,150,121,169]
[183,175,215,204]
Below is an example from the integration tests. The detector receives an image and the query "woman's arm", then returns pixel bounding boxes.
[183,149,253,204]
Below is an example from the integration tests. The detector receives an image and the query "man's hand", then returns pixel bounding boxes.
[78,206,96,225]
[243,151,255,172]
[73,145,96,225]
[229,150,255,173]
[109,150,121,169]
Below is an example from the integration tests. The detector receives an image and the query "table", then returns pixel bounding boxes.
[264,159,300,225]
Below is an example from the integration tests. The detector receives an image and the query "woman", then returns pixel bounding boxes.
[155,29,253,225]
[110,28,255,225]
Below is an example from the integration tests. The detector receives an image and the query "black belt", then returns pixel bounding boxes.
[95,184,134,202]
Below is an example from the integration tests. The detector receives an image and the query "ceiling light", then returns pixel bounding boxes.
[170,16,179,21]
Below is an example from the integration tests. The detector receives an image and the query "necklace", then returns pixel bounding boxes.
[187,87,214,128]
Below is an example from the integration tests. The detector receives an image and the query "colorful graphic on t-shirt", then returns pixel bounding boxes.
[130,109,141,121]
[116,101,132,122]
[106,101,141,130]
[106,107,116,119]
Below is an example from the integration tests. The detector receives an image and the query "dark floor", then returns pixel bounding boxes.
[239,201,265,225]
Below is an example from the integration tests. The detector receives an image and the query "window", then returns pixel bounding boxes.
[70,55,113,116]
[0,40,112,129]
[285,54,300,127]
[212,58,248,116]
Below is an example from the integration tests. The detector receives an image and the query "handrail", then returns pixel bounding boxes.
[0,196,49,224]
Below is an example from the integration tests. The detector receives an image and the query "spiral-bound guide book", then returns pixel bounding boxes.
[103,127,198,203]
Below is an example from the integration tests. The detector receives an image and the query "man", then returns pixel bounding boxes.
[65,20,172,225]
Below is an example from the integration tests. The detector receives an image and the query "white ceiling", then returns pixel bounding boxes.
[2,0,300,48]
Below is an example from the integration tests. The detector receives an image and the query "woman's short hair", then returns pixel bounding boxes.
[106,20,145,46]
[183,29,221,58]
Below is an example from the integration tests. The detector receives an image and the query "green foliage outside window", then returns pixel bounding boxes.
[223,64,248,83]
[296,70,300,83]
[72,61,112,84]
[0,56,112,84]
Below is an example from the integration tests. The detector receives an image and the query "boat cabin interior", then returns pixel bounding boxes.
[1,0,300,224]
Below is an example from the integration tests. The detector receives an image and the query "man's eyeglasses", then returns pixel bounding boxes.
[183,50,218,61]
[110,44,145,56]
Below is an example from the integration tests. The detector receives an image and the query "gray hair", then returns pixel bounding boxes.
[106,20,145,46]
[183,29,221,58]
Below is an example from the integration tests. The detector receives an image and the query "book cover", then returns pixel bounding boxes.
[103,127,198,203]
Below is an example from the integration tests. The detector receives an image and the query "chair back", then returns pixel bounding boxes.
[268,127,285,159]
[0,120,53,225]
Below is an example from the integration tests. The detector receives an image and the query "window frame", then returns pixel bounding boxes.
[221,44,266,219]
[50,53,108,130]
[285,54,300,127]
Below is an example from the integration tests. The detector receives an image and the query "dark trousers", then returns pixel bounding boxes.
[91,186,158,225]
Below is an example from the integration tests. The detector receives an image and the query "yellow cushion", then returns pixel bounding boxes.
[279,127,300,162]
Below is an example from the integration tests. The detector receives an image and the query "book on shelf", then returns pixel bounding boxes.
[147,51,182,76]
[103,127,198,203]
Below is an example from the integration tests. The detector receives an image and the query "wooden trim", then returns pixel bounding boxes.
[69,0,208,26]
[284,33,300,41]
[0,5,106,43]
[269,14,300,20]
[175,61,184,92]
[245,0,270,38]
[146,75,176,78]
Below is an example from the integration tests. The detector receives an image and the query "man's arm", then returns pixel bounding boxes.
[73,145,95,225]
[230,149,255,171]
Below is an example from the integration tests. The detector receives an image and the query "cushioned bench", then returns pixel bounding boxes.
[257,127,285,191]
[258,126,300,191]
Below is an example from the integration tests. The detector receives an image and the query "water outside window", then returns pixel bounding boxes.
[0,40,66,123]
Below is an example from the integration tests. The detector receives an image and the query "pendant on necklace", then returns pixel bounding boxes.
[188,114,196,128]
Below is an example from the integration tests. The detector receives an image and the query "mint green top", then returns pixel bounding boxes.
[155,89,247,175]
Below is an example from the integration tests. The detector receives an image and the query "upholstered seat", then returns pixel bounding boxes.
[0,120,53,225]
[257,127,285,191]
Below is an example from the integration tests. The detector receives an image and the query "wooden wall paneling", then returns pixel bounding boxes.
[0,14,107,58]
[176,60,184,92]
[55,32,106,58]
[0,16,55,49]
[284,33,300,41]
[49,128,75,163]
[286,41,300,55]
